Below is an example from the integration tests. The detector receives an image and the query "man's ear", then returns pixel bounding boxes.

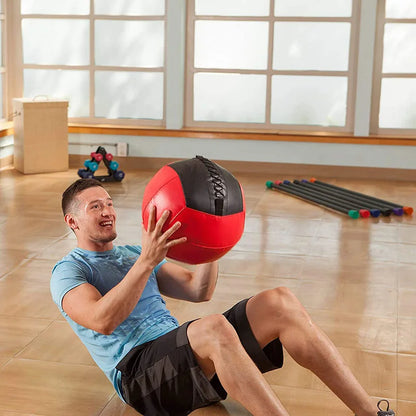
[65,213,78,231]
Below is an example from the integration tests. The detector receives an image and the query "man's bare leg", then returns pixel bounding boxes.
[187,314,289,416]
[246,287,379,416]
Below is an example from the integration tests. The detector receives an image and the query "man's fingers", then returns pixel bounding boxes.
[162,220,182,238]
[154,209,171,232]
[166,236,187,248]
[147,205,156,231]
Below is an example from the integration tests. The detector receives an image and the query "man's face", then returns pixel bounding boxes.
[69,186,117,250]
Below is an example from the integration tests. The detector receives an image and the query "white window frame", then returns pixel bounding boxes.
[12,0,167,127]
[371,0,416,136]
[185,0,360,133]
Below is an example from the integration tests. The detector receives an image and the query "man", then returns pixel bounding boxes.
[51,178,395,416]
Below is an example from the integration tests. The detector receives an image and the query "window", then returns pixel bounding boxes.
[373,0,416,132]
[20,0,166,124]
[186,0,359,132]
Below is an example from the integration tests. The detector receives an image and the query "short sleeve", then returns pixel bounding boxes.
[154,258,167,274]
[50,260,89,311]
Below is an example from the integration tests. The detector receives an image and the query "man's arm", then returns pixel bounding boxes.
[156,261,219,303]
[62,207,186,335]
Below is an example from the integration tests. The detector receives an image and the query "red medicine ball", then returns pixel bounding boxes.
[142,155,245,264]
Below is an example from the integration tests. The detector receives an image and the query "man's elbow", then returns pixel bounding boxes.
[98,326,114,336]
[194,290,214,303]
[93,319,117,335]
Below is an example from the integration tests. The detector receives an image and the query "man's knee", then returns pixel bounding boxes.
[188,314,240,356]
[259,287,308,321]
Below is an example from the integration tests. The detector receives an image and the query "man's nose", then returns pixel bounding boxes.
[101,206,113,216]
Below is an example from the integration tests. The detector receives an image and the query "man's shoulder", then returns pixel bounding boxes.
[52,249,92,276]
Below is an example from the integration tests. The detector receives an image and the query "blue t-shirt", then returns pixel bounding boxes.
[50,245,179,399]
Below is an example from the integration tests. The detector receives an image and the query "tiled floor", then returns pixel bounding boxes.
[0,166,415,415]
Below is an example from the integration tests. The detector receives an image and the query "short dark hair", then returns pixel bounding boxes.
[62,178,104,216]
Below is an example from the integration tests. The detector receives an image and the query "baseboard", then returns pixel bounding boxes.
[68,155,416,182]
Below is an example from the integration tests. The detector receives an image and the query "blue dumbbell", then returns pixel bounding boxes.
[78,169,93,179]
[113,170,125,181]
[109,161,119,171]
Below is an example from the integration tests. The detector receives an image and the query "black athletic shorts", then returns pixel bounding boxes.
[116,298,284,416]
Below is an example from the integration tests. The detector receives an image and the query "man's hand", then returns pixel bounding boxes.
[140,205,187,268]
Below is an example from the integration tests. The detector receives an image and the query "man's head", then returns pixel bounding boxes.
[62,179,117,251]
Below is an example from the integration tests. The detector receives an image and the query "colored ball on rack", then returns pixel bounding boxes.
[89,161,99,172]
[113,170,125,181]
[142,156,245,264]
[109,161,119,171]
[78,169,93,179]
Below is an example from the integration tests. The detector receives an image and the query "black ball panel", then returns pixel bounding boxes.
[168,155,243,216]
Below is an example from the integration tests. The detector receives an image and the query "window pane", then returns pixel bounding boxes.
[194,73,266,123]
[386,0,416,18]
[271,76,347,126]
[275,0,352,17]
[383,24,416,73]
[195,0,269,16]
[22,19,89,65]
[379,78,416,128]
[95,20,164,67]
[195,21,268,70]
[21,0,89,15]
[95,71,163,119]
[24,69,89,117]
[273,22,350,71]
[94,0,165,16]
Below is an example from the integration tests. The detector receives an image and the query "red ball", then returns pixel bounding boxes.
[142,156,245,264]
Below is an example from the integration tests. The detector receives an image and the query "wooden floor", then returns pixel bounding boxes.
[0,166,415,416]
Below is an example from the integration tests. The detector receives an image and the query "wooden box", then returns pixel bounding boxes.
[13,98,69,174]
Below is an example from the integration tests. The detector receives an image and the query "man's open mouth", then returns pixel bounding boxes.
[100,220,113,227]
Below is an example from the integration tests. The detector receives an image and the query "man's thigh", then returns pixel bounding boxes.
[116,322,226,416]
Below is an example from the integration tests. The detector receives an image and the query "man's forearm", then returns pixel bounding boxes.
[191,261,219,302]
[92,258,154,334]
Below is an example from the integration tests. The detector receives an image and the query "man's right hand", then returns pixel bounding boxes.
[140,205,187,269]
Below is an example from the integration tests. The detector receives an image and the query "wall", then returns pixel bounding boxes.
[68,133,416,170]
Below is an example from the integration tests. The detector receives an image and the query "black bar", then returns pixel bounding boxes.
[307,179,396,216]
[265,181,359,219]
[310,178,413,215]
[281,181,370,218]
[292,180,385,217]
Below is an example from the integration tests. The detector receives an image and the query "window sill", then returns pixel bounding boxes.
[68,123,416,146]
[2,121,415,146]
